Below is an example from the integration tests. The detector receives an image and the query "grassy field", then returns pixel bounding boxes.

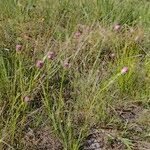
[0,0,150,149]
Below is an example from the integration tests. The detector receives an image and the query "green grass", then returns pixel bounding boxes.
[0,0,150,149]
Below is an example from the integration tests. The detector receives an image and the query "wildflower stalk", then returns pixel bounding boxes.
[89,73,122,110]
[59,69,65,108]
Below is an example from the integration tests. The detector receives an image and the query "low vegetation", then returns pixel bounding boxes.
[0,0,150,149]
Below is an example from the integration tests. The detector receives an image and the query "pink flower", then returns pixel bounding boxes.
[63,60,71,69]
[23,96,30,102]
[121,67,128,74]
[47,51,56,60]
[16,44,22,52]
[74,31,82,38]
[36,60,44,69]
[114,23,121,31]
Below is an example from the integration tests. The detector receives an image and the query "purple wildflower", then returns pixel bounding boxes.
[114,23,121,31]
[63,60,71,69]
[121,67,128,74]
[16,44,22,52]
[47,51,56,60]
[36,60,44,69]
[74,31,82,38]
[23,96,30,102]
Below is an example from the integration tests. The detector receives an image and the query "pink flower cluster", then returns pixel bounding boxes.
[63,60,71,69]
[114,23,121,31]
[47,51,56,60]
[74,31,82,38]
[23,96,30,102]
[121,67,128,74]
[35,51,71,69]
[16,44,22,52]
[36,51,56,69]
[36,60,44,69]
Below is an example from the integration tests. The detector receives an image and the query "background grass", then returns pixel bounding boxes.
[0,0,150,149]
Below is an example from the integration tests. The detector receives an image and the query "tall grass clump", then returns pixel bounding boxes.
[0,0,150,149]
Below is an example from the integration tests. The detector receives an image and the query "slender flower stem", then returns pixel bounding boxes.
[89,73,121,110]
